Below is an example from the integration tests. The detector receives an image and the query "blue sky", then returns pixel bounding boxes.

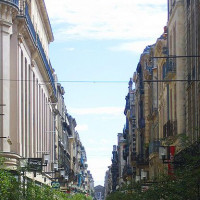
[45,0,167,186]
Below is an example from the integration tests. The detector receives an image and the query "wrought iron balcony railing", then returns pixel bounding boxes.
[25,4,36,42]
[163,120,177,138]
[149,140,161,155]
[136,154,149,165]
[163,58,176,80]
[21,4,56,96]
[0,0,19,8]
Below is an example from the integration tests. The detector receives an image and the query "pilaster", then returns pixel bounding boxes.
[0,3,17,152]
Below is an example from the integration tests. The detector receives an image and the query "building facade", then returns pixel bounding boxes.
[105,0,200,191]
[0,0,94,193]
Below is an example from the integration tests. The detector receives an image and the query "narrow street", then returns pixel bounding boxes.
[0,0,200,200]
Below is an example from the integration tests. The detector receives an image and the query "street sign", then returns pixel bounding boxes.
[28,158,42,172]
[51,181,60,189]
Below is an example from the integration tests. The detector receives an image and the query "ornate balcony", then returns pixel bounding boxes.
[18,3,56,97]
[163,120,177,138]
[0,0,19,9]
[136,154,149,166]
[149,140,161,155]
[163,58,176,80]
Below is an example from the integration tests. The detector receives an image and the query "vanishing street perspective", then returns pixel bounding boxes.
[0,0,200,199]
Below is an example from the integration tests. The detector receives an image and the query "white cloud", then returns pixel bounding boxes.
[70,107,124,115]
[45,0,167,41]
[65,47,75,51]
[75,124,88,131]
[109,40,156,54]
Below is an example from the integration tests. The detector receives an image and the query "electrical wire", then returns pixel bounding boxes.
[0,78,128,83]
[144,79,200,83]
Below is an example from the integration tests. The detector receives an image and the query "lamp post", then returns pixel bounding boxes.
[135,175,141,182]
[19,153,51,195]
[19,158,28,197]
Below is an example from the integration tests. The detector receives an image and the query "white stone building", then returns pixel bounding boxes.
[0,0,56,185]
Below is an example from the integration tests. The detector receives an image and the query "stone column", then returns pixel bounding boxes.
[0,5,12,152]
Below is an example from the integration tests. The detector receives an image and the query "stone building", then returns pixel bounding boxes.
[111,145,118,191]
[0,0,93,191]
[104,166,112,198]
[168,0,185,136]
[0,0,56,185]
[94,185,105,200]
[122,79,136,182]
[184,0,200,141]
[117,133,126,187]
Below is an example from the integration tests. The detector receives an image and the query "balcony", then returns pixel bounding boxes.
[122,165,134,179]
[22,4,56,97]
[163,120,177,138]
[123,124,129,139]
[131,151,137,162]
[149,140,161,155]
[163,58,176,80]
[0,0,19,9]
[123,145,129,161]
[136,154,149,166]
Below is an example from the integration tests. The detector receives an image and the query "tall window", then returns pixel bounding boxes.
[25,58,27,157]
[174,84,176,120]
[21,50,24,156]
[33,72,35,157]
[170,88,172,120]
[173,23,176,55]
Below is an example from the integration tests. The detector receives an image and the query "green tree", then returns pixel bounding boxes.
[106,143,200,200]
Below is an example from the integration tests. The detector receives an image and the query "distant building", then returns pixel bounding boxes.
[94,185,105,200]
[104,167,112,198]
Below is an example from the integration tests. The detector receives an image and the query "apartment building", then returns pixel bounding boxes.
[0,0,93,191]
[184,0,200,141]
[0,0,56,185]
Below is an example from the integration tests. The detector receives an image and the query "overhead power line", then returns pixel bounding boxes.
[1,78,199,83]
[152,55,200,59]
[144,79,200,83]
[0,78,128,83]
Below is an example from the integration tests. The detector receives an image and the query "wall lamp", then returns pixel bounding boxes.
[159,146,179,165]
[42,154,50,166]
[141,169,147,181]
[159,146,169,162]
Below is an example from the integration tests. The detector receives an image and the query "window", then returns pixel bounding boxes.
[187,0,190,8]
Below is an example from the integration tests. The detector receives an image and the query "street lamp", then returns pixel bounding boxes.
[42,154,50,166]
[60,169,65,177]
[19,158,28,197]
[51,162,58,171]
[141,169,147,181]
[135,175,141,182]
[64,175,68,181]
[19,158,28,168]
[159,146,170,163]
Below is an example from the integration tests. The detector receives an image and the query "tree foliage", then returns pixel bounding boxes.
[106,143,200,200]
[0,157,93,200]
